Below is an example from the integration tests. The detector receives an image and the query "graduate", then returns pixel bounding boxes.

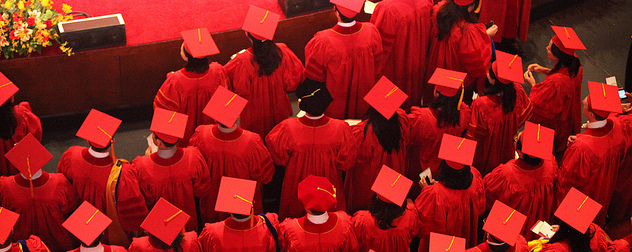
[467,201,529,252]
[484,123,558,241]
[189,87,274,224]
[0,133,79,252]
[0,207,50,252]
[344,77,409,213]
[224,6,304,138]
[524,26,584,163]
[466,51,532,176]
[369,0,433,109]
[303,0,383,119]
[153,28,229,147]
[0,72,42,176]
[57,109,148,246]
[478,0,532,51]
[558,82,626,226]
[414,134,485,250]
[194,177,279,251]
[63,201,128,252]
[265,79,356,220]
[351,166,418,252]
[277,175,359,251]
[132,108,212,231]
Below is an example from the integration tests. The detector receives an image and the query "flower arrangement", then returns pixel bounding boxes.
[0,0,73,58]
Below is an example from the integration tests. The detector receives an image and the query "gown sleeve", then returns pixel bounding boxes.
[153,73,181,111]
[279,43,304,92]
[336,123,358,172]
[457,23,492,78]
[248,135,275,184]
[303,35,328,82]
[265,122,293,166]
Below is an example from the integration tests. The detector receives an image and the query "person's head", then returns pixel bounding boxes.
[298,175,337,214]
[548,218,593,252]
[437,159,473,190]
[180,43,210,74]
[582,96,608,122]
[368,193,406,230]
[515,133,543,166]
[436,0,479,40]
[334,6,356,23]
[231,213,250,219]
[148,232,184,252]
[82,233,104,248]
[152,133,177,149]
[297,78,333,117]
[431,89,463,128]
[483,233,511,252]
[364,107,402,154]
[486,65,517,114]
[246,32,282,76]
[89,141,112,153]
[0,99,16,140]
[547,38,581,78]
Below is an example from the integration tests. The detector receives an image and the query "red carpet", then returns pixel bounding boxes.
[53,0,286,46]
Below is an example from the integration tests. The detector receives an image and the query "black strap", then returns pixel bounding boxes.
[259,213,281,252]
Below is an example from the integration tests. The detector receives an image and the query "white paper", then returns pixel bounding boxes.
[606,76,617,86]
[364,1,377,14]
[147,134,158,154]
[531,220,555,238]
[419,167,432,181]
[345,119,362,126]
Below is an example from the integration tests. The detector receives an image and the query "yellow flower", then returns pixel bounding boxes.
[41,0,49,6]
[62,3,72,14]
[4,1,13,9]
[17,1,24,10]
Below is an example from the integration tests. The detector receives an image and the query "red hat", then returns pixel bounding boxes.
[141,198,190,246]
[429,232,466,252]
[521,122,554,160]
[76,109,122,149]
[370,165,412,207]
[242,5,281,41]
[554,187,601,234]
[150,108,188,144]
[363,76,408,119]
[62,201,112,246]
[0,207,19,244]
[4,133,52,179]
[438,134,477,170]
[330,0,365,18]
[453,0,474,5]
[203,86,248,128]
[181,28,219,59]
[587,81,622,118]
[214,177,257,216]
[483,200,527,246]
[428,68,467,110]
[0,71,18,105]
[551,26,586,56]
[298,175,337,212]
[492,51,524,84]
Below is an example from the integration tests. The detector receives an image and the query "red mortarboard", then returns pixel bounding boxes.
[428,68,467,97]
[587,81,622,118]
[150,108,188,144]
[0,207,19,244]
[521,122,554,160]
[554,187,601,234]
[363,76,408,119]
[429,232,466,252]
[62,201,112,246]
[242,5,280,41]
[438,134,477,170]
[215,177,257,216]
[483,200,527,246]
[370,165,412,207]
[141,198,190,246]
[330,0,365,18]
[492,51,524,84]
[0,72,18,105]
[551,26,586,55]
[181,28,219,58]
[203,86,247,128]
[4,133,52,179]
[298,175,337,212]
[76,109,122,149]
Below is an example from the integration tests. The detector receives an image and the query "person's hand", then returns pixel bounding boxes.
[145,146,152,156]
[419,177,437,189]
[524,70,536,87]
[567,135,577,146]
[527,63,550,74]
[623,92,632,104]
[622,103,632,114]
[551,225,560,233]
[486,24,498,37]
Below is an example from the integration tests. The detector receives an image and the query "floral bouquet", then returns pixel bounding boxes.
[0,0,73,58]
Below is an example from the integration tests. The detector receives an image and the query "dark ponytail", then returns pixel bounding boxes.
[550,43,581,78]
[486,66,517,114]
[364,107,402,154]
[247,32,282,76]
[183,47,210,74]
[436,0,479,41]
[430,92,462,128]
[0,99,17,140]
[369,193,406,230]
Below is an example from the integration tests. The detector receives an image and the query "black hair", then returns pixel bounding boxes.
[232,213,250,219]
[486,66,517,114]
[549,43,581,78]
[548,218,593,252]
[364,107,402,154]
[246,32,282,76]
[516,134,542,166]
[182,46,210,73]
[436,0,479,41]
[89,141,112,153]
[155,134,177,148]
[0,99,17,140]
[310,210,327,215]
[587,102,608,121]
[369,193,406,230]
[149,232,184,252]
[437,159,473,190]
[430,92,462,128]
[334,6,356,23]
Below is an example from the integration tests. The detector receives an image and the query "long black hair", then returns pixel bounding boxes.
[364,107,402,154]
[550,43,581,78]
[369,193,406,230]
[183,46,210,73]
[431,92,462,128]
[0,99,17,140]
[149,232,185,252]
[486,66,518,114]
[436,0,479,41]
[548,218,593,252]
[437,159,473,190]
[246,32,282,76]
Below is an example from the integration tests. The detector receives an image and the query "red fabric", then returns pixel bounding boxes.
[529,67,583,162]
[265,116,356,220]
[478,0,531,42]
[277,211,359,251]
[127,231,197,252]
[115,164,149,233]
[370,0,433,109]
[610,113,632,223]
[189,124,275,223]
[131,147,212,231]
[540,223,608,252]
[351,202,419,252]
[344,109,409,213]
[153,64,229,147]
[483,159,558,241]
[303,22,383,119]
[224,43,304,138]
[608,234,632,252]
[466,235,528,252]
[0,102,42,176]
[0,173,79,252]
[192,214,278,252]
[67,244,128,252]
[466,83,532,176]
[7,235,50,252]
[414,168,485,250]
[558,118,627,226]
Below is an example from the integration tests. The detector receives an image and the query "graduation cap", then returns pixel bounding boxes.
[4,133,53,197]
[438,134,477,170]
[330,0,365,18]
[554,187,601,234]
[492,51,524,84]
[242,5,280,41]
[0,207,19,244]
[587,81,622,118]
[298,175,337,212]
[453,0,482,13]
[521,122,554,160]
[370,165,412,207]
[62,201,112,246]
[551,26,586,56]
[150,108,188,145]
[363,76,408,119]
[76,109,122,149]
[203,86,247,128]
[483,200,527,246]
[181,28,219,59]
[297,79,333,116]
[428,68,467,110]
[0,71,18,105]
[215,177,257,216]
[141,198,190,246]
[429,232,466,252]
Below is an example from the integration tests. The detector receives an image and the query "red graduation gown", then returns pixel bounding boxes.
[303,22,383,119]
[153,64,229,147]
[0,172,79,252]
[539,223,608,252]
[277,211,359,252]
[529,67,583,162]
[5,235,50,252]
[370,0,433,109]
[608,234,632,252]
[193,214,278,252]
[414,168,485,250]
[265,116,356,220]
[344,109,409,213]
[483,158,558,241]
[127,231,197,252]
[351,202,419,252]
[189,125,275,223]
[610,113,632,223]
[558,118,627,226]
[466,235,528,252]
[478,0,531,42]
[67,244,128,252]
[131,147,212,231]
[466,83,532,176]
[0,102,42,176]
[224,43,304,138]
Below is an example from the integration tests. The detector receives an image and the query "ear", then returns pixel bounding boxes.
[152,134,165,149]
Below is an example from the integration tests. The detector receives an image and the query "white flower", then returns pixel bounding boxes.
[27,10,41,19]
[0,36,8,47]
[2,13,8,21]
